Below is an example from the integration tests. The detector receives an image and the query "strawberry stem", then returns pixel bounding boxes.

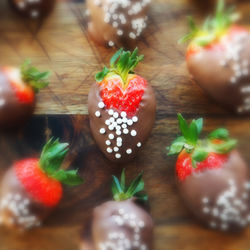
[167,114,237,167]
[112,169,148,202]
[95,48,144,86]
[21,60,50,93]
[179,0,240,46]
[39,138,83,186]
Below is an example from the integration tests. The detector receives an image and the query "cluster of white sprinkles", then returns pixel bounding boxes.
[88,0,151,47]
[0,86,6,107]
[15,0,42,18]
[201,179,250,231]
[95,101,141,159]
[219,32,250,113]
[0,192,41,229]
[99,208,147,250]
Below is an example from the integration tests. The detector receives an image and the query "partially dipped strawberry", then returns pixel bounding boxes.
[88,48,156,163]
[80,169,153,250]
[0,138,83,230]
[181,0,250,114]
[0,60,50,129]
[168,114,250,231]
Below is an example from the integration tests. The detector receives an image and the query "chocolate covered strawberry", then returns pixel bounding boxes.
[168,114,250,231]
[80,169,153,250]
[9,0,56,19]
[86,0,151,48]
[0,138,83,230]
[0,60,50,129]
[181,0,250,114]
[88,48,156,163]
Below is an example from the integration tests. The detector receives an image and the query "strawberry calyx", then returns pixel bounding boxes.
[95,48,144,88]
[39,138,83,186]
[112,169,148,202]
[21,60,50,93]
[179,0,240,48]
[167,114,237,168]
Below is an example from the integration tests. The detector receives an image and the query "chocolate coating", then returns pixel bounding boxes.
[0,167,53,230]
[187,30,250,114]
[178,151,250,231]
[0,70,34,130]
[86,0,151,48]
[9,0,56,19]
[88,80,156,163]
[80,199,154,250]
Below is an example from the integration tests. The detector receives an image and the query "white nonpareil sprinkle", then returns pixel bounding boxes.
[98,102,105,109]
[95,111,101,117]
[109,134,115,140]
[114,147,119,152]
[132,116,138,122]
[126,148,132,154]
[115,153,121,159]
[137,142,142,147]
[107,147,113,153]
[108,109,114,116]
[121,111,127,117]
[100,128,106,134]
[106,140,111,146]
[131,130,137,136]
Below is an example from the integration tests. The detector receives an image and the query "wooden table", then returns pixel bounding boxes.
[0,0,250,249]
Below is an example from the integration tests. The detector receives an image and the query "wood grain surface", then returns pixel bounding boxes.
[0,0,250,250]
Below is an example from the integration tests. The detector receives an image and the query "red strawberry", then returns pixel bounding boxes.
[168,114,250,231]
[0,60,50,129]
[0,138,83,230]
[88,48,156,163]
[80,169,153,250]
[181,0,250,114]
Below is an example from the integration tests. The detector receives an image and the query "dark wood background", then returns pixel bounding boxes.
[0,0,250,249]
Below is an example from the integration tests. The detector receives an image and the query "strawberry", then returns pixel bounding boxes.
[180,0,250,114]
[0,60,50,129]
[167,114,250,231]
[0,138,83,230]
[9,0,56,19]
[88,48,156,163]
[80,169,153,250]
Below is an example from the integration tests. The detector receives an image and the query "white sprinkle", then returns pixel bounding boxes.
[127,119,133,126]
[114,147,119,152]
[115,153,121,159]
[116,125,121,131]
[106,140,111,146]
[108,125,114,131]
[118,209,124,215]
[107,147,113,153]
[117,137,122,142]
[126,149,132,154]
[203,207,210,214]
[138,221,145,228]
[109,117,115,123]
[122,124,127,129]
[116,130,122,136]
[132,116,138,122]
[98,102,105,109]
[117,141,122,147]
[137,142,142,147]
[95,111,101,117]
[121,111,127,117]
[105,120,111,126]
[117,29,123,36]
[131,130,137,136]
[117,118,123,124]
[108,109,114,116]
[202,197,209,204]
[100,128,106,134]
[0,99,5,106]
[123,129,129,134]
[113,112,119,118]
[109,134,115,140]
[108,41,114,47]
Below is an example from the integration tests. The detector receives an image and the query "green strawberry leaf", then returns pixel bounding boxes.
[208,128,229,140]
[195,118,203,135]
[188,120,199,145]
[112,169,147,202]
[21,59,50,92]
[52,169,83,186]
[167,136,186,155]
[110,48,123,67]
[95,66,109,82]
[39,138,83,186]
[211,139,237,154]
[40,138,69,175]
[192,149,208,162]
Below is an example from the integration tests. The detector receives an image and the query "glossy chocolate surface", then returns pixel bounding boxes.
[86,0,150,48]
[80,199,153,250]
[178,151,250,231]
[187,31,250,114]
